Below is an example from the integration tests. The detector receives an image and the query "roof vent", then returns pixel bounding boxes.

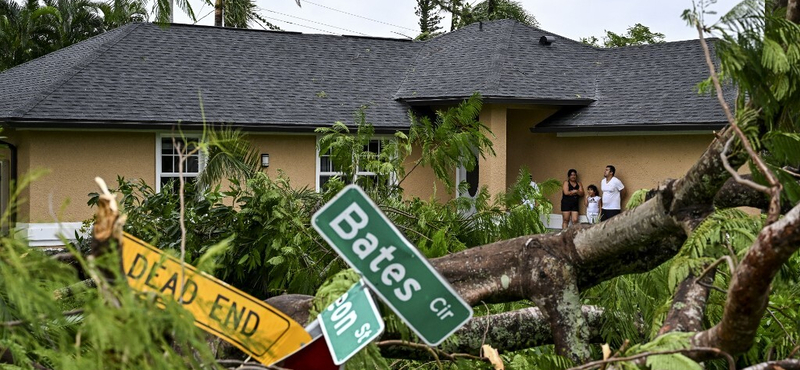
[539,35,555,46]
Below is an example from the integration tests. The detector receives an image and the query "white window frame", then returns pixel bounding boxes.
[155,134,206,192]
[315,136,393,192]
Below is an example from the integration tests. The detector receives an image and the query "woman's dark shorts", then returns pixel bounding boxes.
[561,197,579,212]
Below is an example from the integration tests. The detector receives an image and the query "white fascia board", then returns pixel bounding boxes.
[15,222,85,247]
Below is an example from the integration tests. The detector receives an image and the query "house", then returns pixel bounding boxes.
[0,20,727,245]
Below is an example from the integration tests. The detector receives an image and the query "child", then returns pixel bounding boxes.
[585,184,602,224]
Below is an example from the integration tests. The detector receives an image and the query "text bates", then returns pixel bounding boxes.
[312,185,472,346]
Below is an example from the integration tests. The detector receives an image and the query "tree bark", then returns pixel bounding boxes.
[788,0,800,24]
[426,129,747,361]
[693,203,800,354]
[741,359,800,370]
[214,0,223,27]
[380,306,609,359]
[714,175,796,213]
[259,294,617,358]
[658,271,715,336]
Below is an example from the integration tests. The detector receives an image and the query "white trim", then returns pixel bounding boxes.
[15,222,84,247]
[456,147,479,201]
[315,135,392,192]
[315,135,321,192]
[543,213,591,229]
[156,134,205,192]
[15,127,318,135]
[556,130,713,138]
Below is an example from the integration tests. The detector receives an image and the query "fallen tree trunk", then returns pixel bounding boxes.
[425,127,750,361]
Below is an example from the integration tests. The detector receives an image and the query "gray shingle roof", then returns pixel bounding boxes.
[0,19,728,132]
[533,39,730,132]
[395,20,597,104]
[0,23,421,130]
[0,25,136,119]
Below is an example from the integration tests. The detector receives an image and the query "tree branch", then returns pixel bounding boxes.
[440,305,606,357]
[714,175,796,214]
[788,0,800,24]
[696,19,782,225]
[376,340,489,363]
[741,359,800,370]
[52,278,96,300]
[566,347,735,370]
[658,271,715,336]
[0,347,50,370]
[693,203,800,354]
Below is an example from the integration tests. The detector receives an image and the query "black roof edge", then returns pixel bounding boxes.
[154,22,303,35]
[1,119,410,134]
[399,96,595,106]
[530,122,728,133]
[342,34,414,42]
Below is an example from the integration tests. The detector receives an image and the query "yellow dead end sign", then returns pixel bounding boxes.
[121,233,311,365]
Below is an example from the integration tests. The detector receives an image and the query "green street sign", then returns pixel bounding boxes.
[318,280,384,365]
[312,185,473,346]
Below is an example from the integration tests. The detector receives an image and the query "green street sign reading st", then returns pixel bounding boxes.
[312,185,473,346]
[319,280,384,365]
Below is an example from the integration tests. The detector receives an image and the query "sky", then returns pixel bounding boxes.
[173,0,742,42]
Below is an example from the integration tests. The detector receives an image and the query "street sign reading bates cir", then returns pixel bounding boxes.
[312,185,473,346]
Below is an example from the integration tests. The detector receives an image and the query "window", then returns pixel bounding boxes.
[156,135,203,192]
[317,139,387,191]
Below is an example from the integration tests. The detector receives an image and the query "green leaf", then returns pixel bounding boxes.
[764,132,800,165]
[762,38,790,73]
[645,354,703,370]
[195,235,233,273]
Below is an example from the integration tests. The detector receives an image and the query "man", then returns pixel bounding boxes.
[600,165,625,221]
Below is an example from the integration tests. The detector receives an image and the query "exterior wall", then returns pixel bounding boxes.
[479,104,508,196]
[4,129,30,222]
[505,107,560,186]
[6,104,716,241]
[250,134,317,189]
[12,130,155,223]
[507,109,716,217]
[250,133,448,201]
[401,144,451,203]
[7,129,449,225]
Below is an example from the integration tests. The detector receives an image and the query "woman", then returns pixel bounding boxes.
[561,169,584,229]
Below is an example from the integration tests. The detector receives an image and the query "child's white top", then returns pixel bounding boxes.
[586,195,601,214]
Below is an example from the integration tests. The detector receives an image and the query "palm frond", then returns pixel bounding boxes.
[196,126,259,188]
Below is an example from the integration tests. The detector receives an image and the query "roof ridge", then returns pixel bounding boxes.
[514,21,596,49]
[412,19,487,44]
[392,42,424,100]
[10,23,143,118]
[159,22,415,42]
[484,21,515,95]
[596,37,718,52]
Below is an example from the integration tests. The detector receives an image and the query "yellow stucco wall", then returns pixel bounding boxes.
[249,134,448,201]
[6,130,449,223]
[5,129,31,221]
[479,104,508,196]
[11,130,155,223]
[507,109,716,214]
[5,106,716,225]
[249,134,317,189]
[401,144,452,203]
